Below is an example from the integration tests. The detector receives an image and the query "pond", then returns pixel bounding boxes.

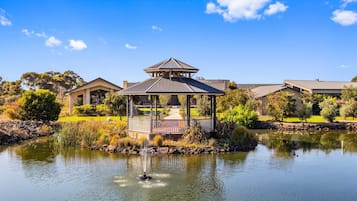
[1,132,357,201]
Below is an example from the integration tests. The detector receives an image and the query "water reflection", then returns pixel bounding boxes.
[1,134,357,201]
[258,131,357,157]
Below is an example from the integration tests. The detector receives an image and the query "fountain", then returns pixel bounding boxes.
[138,138,152,181]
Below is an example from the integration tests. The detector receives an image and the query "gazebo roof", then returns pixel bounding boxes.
[144,58,199,73]
[120,77,224,95]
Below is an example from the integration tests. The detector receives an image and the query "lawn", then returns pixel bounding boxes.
[58,116,127,122]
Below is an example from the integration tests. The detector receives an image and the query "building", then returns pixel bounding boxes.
[67,77,122,114]
[120,57,224,139]
[251,79,357,115]
[284,80,357,96]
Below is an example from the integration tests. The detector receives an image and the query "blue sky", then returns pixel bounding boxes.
[1,0,357,85]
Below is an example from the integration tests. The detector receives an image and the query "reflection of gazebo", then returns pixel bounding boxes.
[120,58,224,139]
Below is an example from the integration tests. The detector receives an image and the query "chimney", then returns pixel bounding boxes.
[123,80,128,89]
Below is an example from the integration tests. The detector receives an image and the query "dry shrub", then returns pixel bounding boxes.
[153,135,163,147]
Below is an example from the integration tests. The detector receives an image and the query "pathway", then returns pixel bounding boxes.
[164,107,183,120]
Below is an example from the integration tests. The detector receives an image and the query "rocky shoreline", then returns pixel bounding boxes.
[0,121,57,145]
[252,120,357,131]
[93,142,258,155]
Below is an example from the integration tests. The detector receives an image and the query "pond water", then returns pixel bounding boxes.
[1,132,357,201]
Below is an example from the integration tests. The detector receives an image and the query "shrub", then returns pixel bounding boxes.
[215,120,236,139]
[183,122,207,143]
[20,89,61,121]
[96,104,110,116]
[4,100,22,120]
[221,105,258,128]
[153,135,163,147]
[139,136,147,147]
[319,97,338,122]
[297,102,312,122]
[73,104,95,116]
[208,138,217,147]
[110,135,120,146]
[97,132,110,146]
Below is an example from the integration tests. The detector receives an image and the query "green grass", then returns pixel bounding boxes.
[58,116,127,122]
[258,115,357,123]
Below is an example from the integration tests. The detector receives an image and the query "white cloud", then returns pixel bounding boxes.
[151,25,163,31]
[0,9,12,26]
[22,29,48,38]
[264,2,288,16]
[331,9,357,26]
[45,36,62,47]
[125,43,137,49]
[337,64,349,68]
[342,0,357,8]
[69,39,87,51]
[206,0,287,22]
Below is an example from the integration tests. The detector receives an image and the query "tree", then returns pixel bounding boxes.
[103,93,126,120]
[341,85,357,101]
[221,105,258,128]
[352,76,357,82]
[319,97,338,122]
[196,95,210,116]
[297,102,312,122]
[21,70,85,94]
[0,80,22,96]
[228,81,238,90]
[340,99,357,119]
[20,89,62,121]
[159,95,171,106]
[265,91,296,121]
[217,89,251,112]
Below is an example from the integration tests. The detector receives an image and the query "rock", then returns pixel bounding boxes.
[157,147,169,154]
[107,145,117,153]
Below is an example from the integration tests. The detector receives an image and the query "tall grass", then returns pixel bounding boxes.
[56,120,127,148]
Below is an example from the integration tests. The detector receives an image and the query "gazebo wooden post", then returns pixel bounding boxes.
[149,95,153,134]
[126,95,130,128]
[130,95,134,118]
[155,95,158,127]
[186,95,191,127]
[210,95,213,132]
[213,96,217,131]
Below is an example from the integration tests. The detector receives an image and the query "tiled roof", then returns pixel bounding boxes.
[284,80,357,91]
[68,77,122,94]
[251,85,286,98]
[144,58,199,73]
[199,80,229,91]
[120,77,224,95]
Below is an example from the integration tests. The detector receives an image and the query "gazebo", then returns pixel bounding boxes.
[120,58,224,139]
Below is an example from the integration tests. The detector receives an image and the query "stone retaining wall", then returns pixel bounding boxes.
[252,120,357,131]
[0,121,57,145]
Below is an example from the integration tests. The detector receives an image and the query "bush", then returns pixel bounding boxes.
[73,104,96,116]
[298,102,312,122]
[20,89,61,121]
[221,105,258,128]
[183,123,207,143]
[319,97,338,122]
[4,101,22,120]
[96,104,110,116]
[229,126,257,146]
[153,135,163,146]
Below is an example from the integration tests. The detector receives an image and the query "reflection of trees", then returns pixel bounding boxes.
[261,134,296,158]
[320,133,340,153]
[340,134,357,152]
[260,131,357,155]
[13,138,56,162]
